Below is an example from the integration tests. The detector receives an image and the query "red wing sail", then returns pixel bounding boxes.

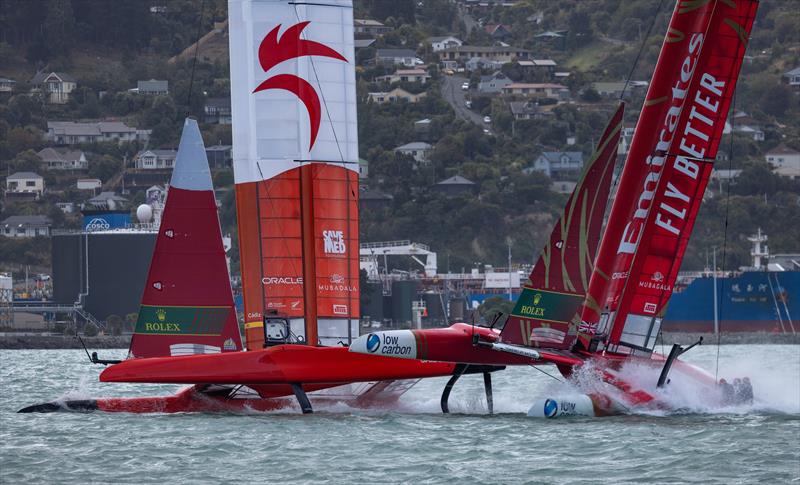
[238,165,360,350]
[605,0,758,352]
[577,0,720,348]
[129,118,243,358]
[500,103,624,349]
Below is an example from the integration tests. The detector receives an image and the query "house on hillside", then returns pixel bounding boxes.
[723,111,765,141]
[484,24,512,41]
[394,142,433,163]
[376,69,430,84]
[36,147,88,170]
[30,71,77,104]
[367,88,426,104]
[523,151,584,180]
[359,188,394,211]
[6,172,45,199]
[502,83,570,100]
[204,97,232,124]
[1,215,52,238]
[134,149,178,170]
[354,19,392,35]
[466,57,503,72]
[205,145,232,168]
[433,175,476,197]
[783,67,800,89]
[355,39,376,49]
[439,45,530,64]
[478,71,512,94]
[136,79,169,95]
[428,36,463,52]
[86,191,129,210]
[47,120,150,145]
[518,59,557,73]
[509,101,549,120]
[765,144,800,179]
[0,77,16,92]
[375,49,417,67]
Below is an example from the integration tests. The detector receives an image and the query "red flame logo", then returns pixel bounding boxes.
[253,21,347,150]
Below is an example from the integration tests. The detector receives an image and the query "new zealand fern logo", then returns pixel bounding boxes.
[253,21,347,150]
[156,308,167,322]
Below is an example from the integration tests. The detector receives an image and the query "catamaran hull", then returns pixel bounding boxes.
[17,383,405,414]
[99,345,456,385]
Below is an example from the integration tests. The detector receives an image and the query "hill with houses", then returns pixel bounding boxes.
[1,0,799,280]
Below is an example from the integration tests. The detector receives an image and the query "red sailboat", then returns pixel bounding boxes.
[20,0,461,414]
[350,0,760,417]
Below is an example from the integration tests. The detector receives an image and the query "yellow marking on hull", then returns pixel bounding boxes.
[244,321,264,329]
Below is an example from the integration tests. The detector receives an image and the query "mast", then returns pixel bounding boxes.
[229,0,360,350]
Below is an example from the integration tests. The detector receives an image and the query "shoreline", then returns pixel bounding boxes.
[0,331,797,349]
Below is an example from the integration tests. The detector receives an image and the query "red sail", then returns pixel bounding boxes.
[500,104,624,349]
[238,165,360,350]
[577,0,719,347]
[129,118,243,358]
[605,0,758,352]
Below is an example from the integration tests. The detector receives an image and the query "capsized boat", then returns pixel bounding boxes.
[20,0,473,414]
[351,0,760,417]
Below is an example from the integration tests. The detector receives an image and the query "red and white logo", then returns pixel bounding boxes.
[253,22,347,150]
[333,304,348,315]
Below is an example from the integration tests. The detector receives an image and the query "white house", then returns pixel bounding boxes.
[6,172,44,197]
[1,215,52,238]
[394,142,433,163]
[36,148,88,170]
[376,69,431,84]
[428,36,463,52]
[523,152,584,180]
[765,144,800,179]
[784,67,800,89]
[30,71,77,104]
[135,149,178,169]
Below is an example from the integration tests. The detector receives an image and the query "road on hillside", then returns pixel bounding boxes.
[441,75,485,126]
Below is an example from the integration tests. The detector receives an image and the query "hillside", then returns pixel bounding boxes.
[1,0,799,280]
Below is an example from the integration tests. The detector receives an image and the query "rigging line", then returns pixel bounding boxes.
[185,0,207,118]
[529,364,564,383]
[620,0,666,100]
[715,88,737,381]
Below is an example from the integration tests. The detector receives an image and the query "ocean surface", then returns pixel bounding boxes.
[1,344,798,484]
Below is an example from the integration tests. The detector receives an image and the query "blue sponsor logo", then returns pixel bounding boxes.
[544,399,558,418]
[366,333,381,353]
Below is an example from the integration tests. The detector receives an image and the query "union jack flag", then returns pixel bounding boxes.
[578,321,597,335]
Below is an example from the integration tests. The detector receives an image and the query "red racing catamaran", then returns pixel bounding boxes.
[350,0,760,417]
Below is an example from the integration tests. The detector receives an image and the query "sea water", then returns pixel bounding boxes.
[1,345,798,484]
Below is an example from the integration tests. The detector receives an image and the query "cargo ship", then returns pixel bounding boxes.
[663,230,798,333]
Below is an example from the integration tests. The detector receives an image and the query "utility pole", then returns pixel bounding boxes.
[713,247,719,335]
[507,238,512,302]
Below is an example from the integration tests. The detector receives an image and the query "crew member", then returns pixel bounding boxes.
[719,378,734,405]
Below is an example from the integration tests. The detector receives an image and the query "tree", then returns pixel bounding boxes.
[83,321,99,337]
[11,149,42,172]
[88,155,121,182]
[43,0,76,57]
[478,296,514,325]
[106,314,123,336]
